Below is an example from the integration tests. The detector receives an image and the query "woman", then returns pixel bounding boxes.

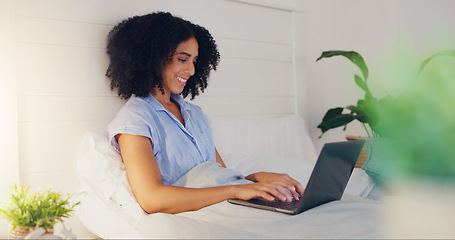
[106,12,303,214]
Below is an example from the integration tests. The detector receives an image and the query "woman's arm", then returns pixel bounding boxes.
[117,133,290,214]
[215,148,226,167]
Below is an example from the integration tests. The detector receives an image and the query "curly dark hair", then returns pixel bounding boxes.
[106,12,220,100]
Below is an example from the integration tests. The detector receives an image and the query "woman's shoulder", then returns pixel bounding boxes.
[185,101,203,112]
[126,94,153,106]
[110,95,159,126]
[121,94,159,114]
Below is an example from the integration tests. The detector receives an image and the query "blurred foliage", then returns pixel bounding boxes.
[317,49,455,179]
[383,50,455,179]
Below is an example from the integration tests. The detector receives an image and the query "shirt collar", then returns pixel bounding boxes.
[171,94,190,111]
[145,93,190,112]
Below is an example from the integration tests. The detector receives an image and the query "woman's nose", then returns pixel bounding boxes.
[185,62,195,76]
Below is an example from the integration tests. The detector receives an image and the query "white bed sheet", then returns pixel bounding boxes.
[76,115,379,238]
[139,194,383,239]
[139,161,383,239]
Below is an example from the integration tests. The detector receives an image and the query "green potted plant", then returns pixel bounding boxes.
[316,50,393,139]
[0,183,80,239]
[315,50,395,168]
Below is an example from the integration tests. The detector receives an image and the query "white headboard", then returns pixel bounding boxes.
[2,0,304,237]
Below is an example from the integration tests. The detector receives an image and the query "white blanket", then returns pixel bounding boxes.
[138,162,384,239]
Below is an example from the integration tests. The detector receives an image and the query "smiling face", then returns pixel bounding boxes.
[158,37,199,97]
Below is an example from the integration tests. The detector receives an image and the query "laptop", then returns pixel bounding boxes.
[228,140,365,215]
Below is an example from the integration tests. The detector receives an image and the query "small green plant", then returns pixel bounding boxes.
[0,183,80,231]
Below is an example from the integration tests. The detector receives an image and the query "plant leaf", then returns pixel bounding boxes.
[316,50,369,81]
[346,105,366,115]
[346,105,368,123]
[418,49,455,75]
[357,99,365,107]
[354,74,371,95]
[321,107,344,123]
[317,113,356,136]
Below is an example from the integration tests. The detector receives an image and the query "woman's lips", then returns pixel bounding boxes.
[177,76,188,85]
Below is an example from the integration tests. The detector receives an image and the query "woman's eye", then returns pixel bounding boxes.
[178,59,187,63]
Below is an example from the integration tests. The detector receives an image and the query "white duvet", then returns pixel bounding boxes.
[139,162,383,239]
[139,195,383,239]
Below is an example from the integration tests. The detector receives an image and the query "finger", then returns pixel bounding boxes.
[280,180,304,200]
[274,178,300,201]
[262,192,276,201]
[267,182,293,202]
[239,184,275,201]
[276,185,293,202]
[257,183,288,202]
[286,185,300,201]
[284,176,304,197]
[292,180,305,196]
[255,191,275,201]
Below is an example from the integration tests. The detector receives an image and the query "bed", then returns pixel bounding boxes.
[76,114,383,238]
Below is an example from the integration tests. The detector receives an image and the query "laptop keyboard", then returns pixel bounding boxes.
[248,197,300,210]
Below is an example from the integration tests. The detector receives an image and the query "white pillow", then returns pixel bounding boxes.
[76,132,146,223]
[206,114,318,162]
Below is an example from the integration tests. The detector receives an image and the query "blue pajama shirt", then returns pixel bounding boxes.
[108,93,216,185]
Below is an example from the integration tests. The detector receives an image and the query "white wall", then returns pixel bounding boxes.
[297,0,455,151]
[0,0,19,236]
[13,0,296,196]
[1,0,299,237]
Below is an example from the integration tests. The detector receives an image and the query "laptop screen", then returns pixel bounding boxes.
[297,140,364,213]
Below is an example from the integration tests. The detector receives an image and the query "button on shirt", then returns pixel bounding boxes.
[108,93,216,185]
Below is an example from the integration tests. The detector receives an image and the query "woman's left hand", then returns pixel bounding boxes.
[245,172,304,201]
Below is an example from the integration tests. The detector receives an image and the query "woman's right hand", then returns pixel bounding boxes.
[231,182,293,202]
